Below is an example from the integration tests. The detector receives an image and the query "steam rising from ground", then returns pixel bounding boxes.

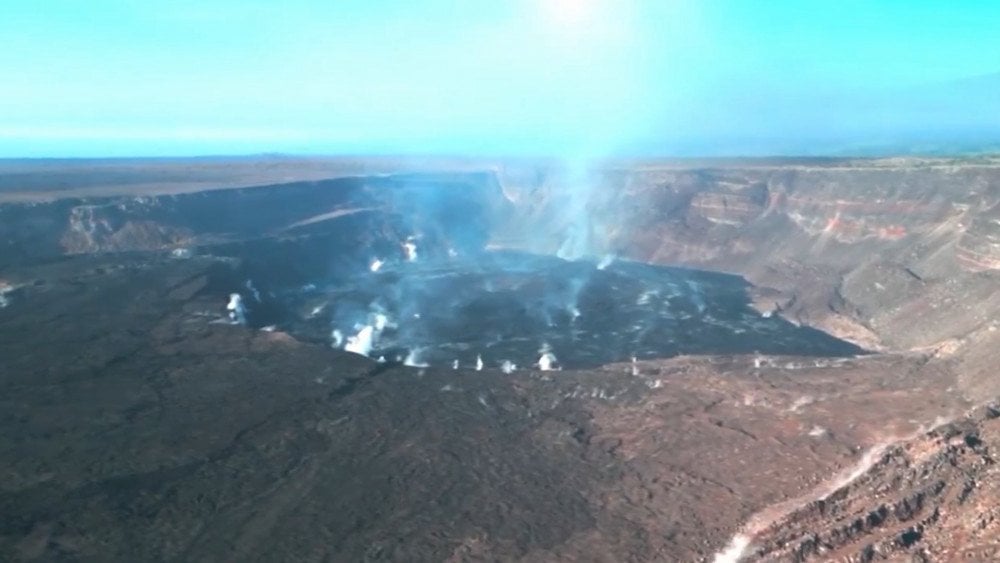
[0,283,15,309]
[226,293,246,325]
[258,248,859,370]
[344,325,375,357]
[219,173,860,371]
[518,158,621,265]
[554,161,600,261]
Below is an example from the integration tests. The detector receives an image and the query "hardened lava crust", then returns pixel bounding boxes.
[2,156,1000,561]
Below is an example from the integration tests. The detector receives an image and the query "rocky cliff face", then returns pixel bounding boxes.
[494,161,1000,365]
[0,171,506,264]
[5,159,1000,383]
[746,403,1000,562]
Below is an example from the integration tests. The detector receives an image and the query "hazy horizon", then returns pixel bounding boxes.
[3,1,999,158]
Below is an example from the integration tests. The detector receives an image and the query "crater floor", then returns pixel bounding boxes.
[267,250,862,370]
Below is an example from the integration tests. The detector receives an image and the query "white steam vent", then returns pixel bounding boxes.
[331,329,344,348]
[712,534,751,563]
[370,258,384,272]
[344,325,375,357]
[538,352,560,371]
[373,312,391,332]
[537,343,561,371]
[402,237,418,262]
[476,355,484,371]
[569,305,581,322]
[0,283,15,309]
[404,349,429,368]
[245,279,261,302]
[501,360,517,374]
[227,293,247,325]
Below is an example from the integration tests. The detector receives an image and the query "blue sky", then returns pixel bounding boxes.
[2,0,999,157]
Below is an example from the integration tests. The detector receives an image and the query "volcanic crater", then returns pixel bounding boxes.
[233,245,862,371]
[3,156,1000,561]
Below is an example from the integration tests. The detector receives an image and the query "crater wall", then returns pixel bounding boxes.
[4,158,1000,395]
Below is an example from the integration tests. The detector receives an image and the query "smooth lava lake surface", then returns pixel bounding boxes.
[259,250,864,370]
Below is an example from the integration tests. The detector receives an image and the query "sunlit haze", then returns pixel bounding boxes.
[2,0,999,157]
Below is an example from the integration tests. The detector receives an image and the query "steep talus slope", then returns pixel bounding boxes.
[747,403,1000,562]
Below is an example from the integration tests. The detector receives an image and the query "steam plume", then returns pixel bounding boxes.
[227,293,247,325]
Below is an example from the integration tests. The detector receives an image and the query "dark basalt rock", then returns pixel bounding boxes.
[3,157,1000,561]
